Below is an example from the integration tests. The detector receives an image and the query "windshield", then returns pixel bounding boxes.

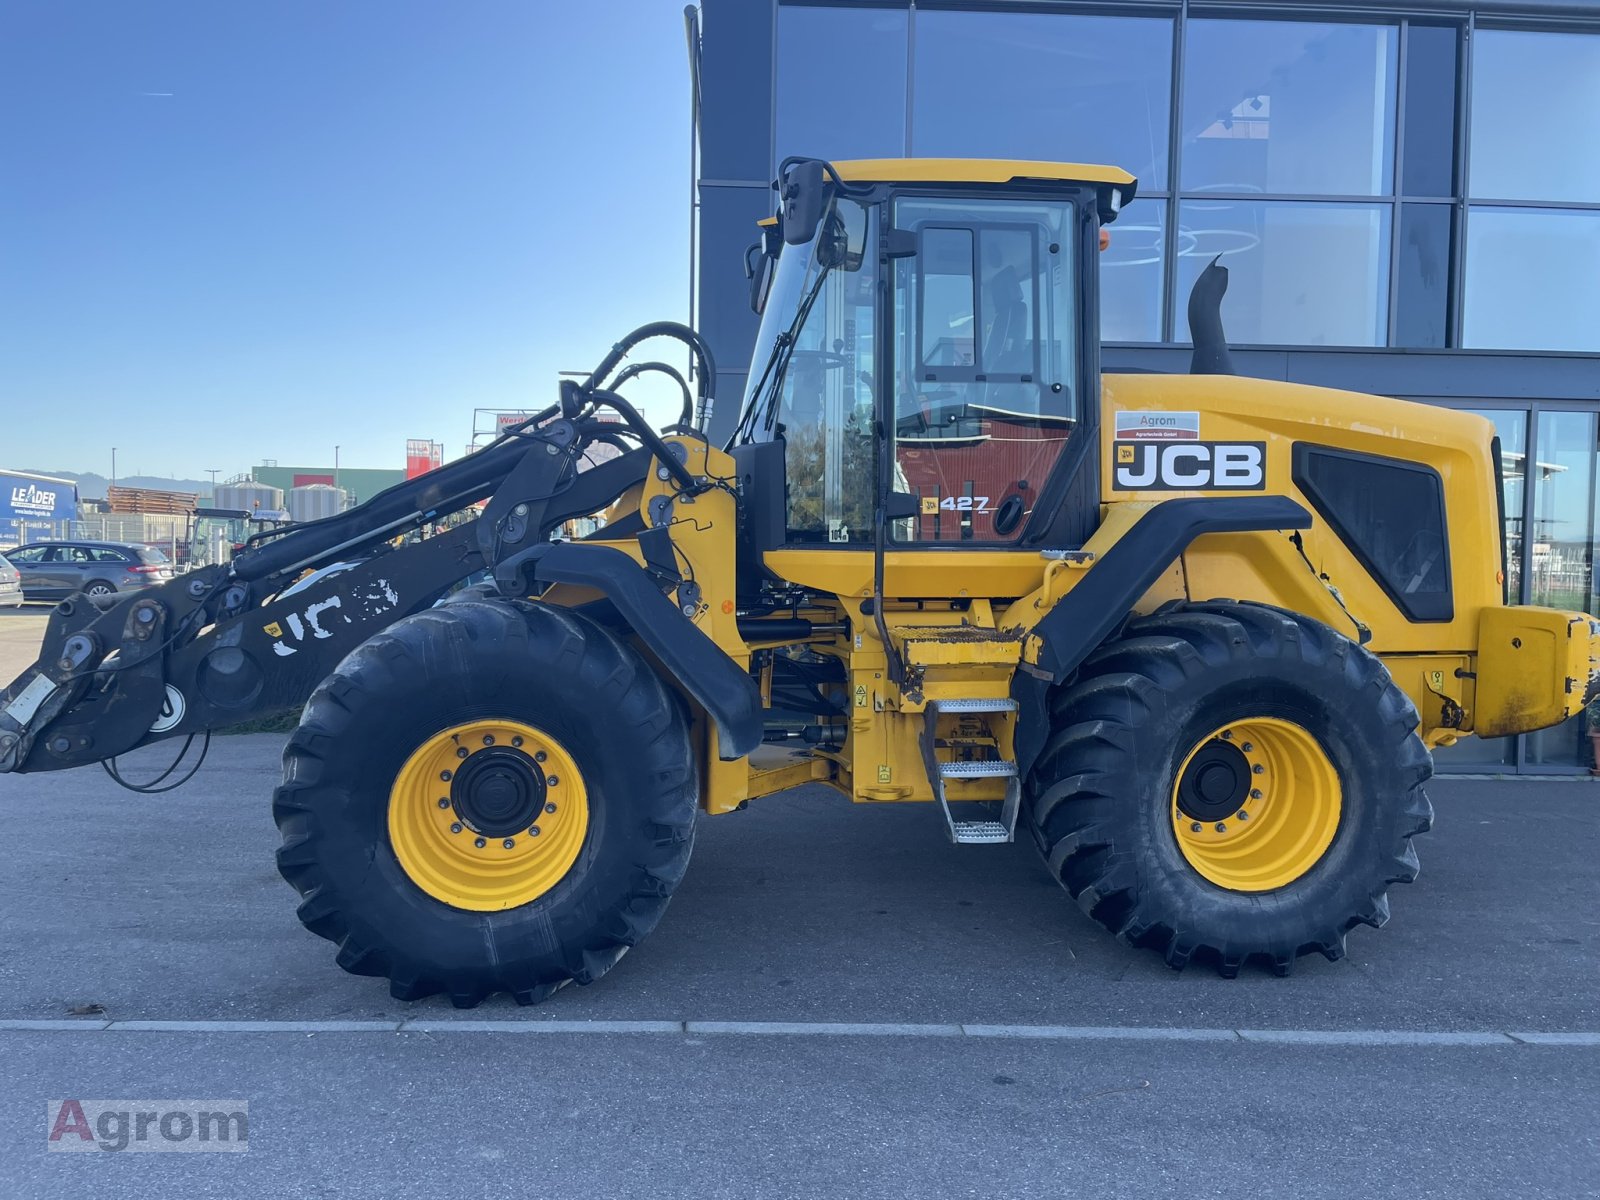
[736,197,871,444]
[736,198,878,542]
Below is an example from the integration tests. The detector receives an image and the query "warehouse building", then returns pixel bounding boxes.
[689,0,1600,772]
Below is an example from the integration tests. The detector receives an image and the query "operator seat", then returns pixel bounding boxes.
[982,265,1030,375]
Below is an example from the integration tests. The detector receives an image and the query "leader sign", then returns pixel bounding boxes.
[9,481,58,516]
[1112,441,1266,491]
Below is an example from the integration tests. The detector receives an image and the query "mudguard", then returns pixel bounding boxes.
[1013,495,1312,776]
[511,541,763,760]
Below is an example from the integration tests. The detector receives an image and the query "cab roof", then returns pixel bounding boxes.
[832,158,1136,188]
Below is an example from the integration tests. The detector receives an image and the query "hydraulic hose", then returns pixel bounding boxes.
[611,361,694,429]
[586,321,717,431]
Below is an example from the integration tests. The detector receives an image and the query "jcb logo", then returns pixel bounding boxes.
[1112,441,1266,491]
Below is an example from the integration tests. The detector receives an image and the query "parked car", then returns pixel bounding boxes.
[0,552,22,608]
[4,541,174,601]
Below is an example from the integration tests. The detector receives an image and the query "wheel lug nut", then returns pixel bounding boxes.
[483,735,494,745]
[449,823,463,834]
[545,802,557,814]
[456,747,468,759]
[502,838,515,849]
[547,775,559,787]
[1250,789,1262,800]
[474,837,487,849]
[534,751,547,763]
[1190,822,1202,833]
[440,770,452,781]
[1220,730,1233,740]
[1215,822,1227,832]
[528,825,541,836]
[437,798,450,809]
[1241,742,1253,752]
[1252,764,1264,775]
[512,736,523,747]
[1237,810,1249,821]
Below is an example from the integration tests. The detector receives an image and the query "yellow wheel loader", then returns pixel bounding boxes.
[4,158,1596,1006]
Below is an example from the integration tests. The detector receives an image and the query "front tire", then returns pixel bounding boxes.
[1025,601,1433,977]
[273,599,697,1007]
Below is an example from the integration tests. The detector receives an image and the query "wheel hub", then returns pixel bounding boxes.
[388,719,589,911]
[1175,740,1251,823]
[452,747,547,837]
[1170,717,1343,893]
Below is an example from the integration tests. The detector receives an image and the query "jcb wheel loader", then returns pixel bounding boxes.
[4,158,1596,1006]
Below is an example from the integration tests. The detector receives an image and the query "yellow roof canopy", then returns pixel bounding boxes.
[831,158,1136,187]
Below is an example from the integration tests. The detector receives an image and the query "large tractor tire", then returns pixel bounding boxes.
[1025,601,1433,977]
[273,599,697,1007]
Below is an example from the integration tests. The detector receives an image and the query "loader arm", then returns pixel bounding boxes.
[0,323,741,775]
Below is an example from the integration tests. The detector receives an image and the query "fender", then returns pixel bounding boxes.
[512,541,762,760]
[1013,495,1312,777]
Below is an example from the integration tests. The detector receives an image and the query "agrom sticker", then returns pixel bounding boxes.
[1112,441,1266,491]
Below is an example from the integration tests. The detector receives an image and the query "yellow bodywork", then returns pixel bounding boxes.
[535,114,1600,807]
[556,368,1600,814]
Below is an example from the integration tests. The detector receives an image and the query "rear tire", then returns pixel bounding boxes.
[1025,601,1433,977]
[273,599,697,1007]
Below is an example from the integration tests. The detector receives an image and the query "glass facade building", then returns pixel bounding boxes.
[690,0,1600,773]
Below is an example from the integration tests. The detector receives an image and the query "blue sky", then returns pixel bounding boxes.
[0,1,695,478]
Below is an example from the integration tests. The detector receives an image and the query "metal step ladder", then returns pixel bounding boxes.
[918,698,1021,845]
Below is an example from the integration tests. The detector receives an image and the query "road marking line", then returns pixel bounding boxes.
[963,1024,1238,1042]
[109,1020,400,1033]
[0,1019,111,1031]
[1237,1029,1515,1046]
[0,1019,1589,1045]
[405,1020,683,1034]
[687,1021,964,1037]
[1506,1031,1600,1046]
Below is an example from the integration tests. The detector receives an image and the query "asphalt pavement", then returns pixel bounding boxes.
[0,607,50,684]
[0,733,1597,1197]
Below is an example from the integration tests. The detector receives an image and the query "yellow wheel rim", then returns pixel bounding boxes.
[388,719,589,911]
[1170,717,1341,892]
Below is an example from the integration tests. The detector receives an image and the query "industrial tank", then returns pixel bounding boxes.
[287,484,349,523]
[213,482,285,513]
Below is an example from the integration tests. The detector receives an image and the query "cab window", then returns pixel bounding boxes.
[892,196,1081,543]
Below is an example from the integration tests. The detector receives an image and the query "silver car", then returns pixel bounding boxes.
[5,541,174,601]
[0,553,21,608]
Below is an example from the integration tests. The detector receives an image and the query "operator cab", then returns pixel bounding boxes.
[734,158,1135,552]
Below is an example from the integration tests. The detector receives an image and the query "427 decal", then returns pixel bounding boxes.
[920,496,992,514]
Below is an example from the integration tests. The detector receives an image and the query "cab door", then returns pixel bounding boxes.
[886,191,1093,550]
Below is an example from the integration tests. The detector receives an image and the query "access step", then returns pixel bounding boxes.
[939,759,1018,779]
[949,820,1011,843]
[930,697,1017,715]
[918,698,1022,845]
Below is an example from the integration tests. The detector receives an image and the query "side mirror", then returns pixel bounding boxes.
[778,158,829,247]
[745,240,775,315]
